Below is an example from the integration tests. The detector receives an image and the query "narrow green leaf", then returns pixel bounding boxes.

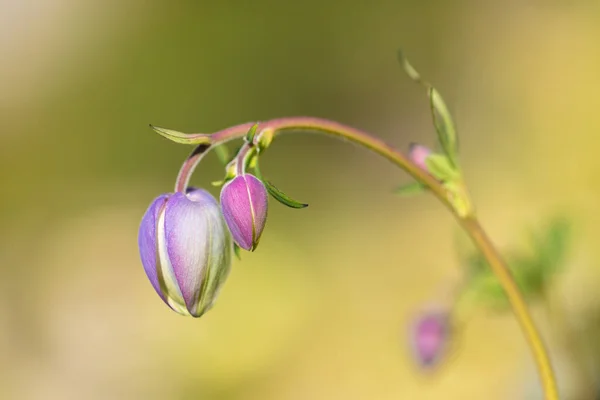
[245,123,259,144]
[397,52,459,166]
[425,154,459,182]
[214,144,231,165]
[397,50,423,83]
[531,216,572,275]
[393,181,427,196]
[429,87,458,166]
[254,161,308,209]
[233,243,242,260]
[150,125,212,145]
[461,254,542,312]
[264,180,308,209]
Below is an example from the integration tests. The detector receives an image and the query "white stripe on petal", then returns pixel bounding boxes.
[157,206,190,316]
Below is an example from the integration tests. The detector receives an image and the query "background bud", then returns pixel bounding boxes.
[408,143,432,171]
[220,174,268,251]
[138,189,232,317]
[408,309,451,369]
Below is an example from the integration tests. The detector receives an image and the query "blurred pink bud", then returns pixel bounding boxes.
[408,143,432,172]
[409,309,451,369]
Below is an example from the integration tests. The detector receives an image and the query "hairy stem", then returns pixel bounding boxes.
[168,116,558,399]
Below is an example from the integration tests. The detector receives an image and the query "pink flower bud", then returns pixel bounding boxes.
[220,174,268,251]
[408,143,432,172]
[409,309,451,369]
[138,189,232,317]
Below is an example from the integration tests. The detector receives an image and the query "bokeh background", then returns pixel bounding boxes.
[2,1,600,399]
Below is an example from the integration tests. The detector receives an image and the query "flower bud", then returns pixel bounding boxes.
[138,189,232,317]
[408,143,432,172]
[220,174,268,251]
[408,309,451,369]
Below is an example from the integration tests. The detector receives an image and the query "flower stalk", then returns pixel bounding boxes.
[146,54,558,398]
[151,116,558,400]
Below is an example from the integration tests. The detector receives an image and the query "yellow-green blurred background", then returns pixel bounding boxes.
[3,1,600,399]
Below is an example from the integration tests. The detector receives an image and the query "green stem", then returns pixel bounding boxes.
[540,290,594,400]
[164,116,559,400]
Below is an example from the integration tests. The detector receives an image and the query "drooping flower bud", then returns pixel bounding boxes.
[138,189,232,317]
[220,174,268,251]
[408,309,451,369]
[408,143,432,172]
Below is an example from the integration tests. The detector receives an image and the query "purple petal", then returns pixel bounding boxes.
[220,174,268,251]
[246,174,268,247]
[164,190,216,314]
[220,177,254,250]
[138,194,169,304]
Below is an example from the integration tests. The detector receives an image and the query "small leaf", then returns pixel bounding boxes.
[254,161,308,209]
[233,243,242,260]
[397,50,423,83]
[425,154,459,182]
[460,252,544,313]
[264,180,309,209]
[531,216,572,275]
[397,52,459,166]
[150,125,212,145]
[214,144,231,165]
[393,181,427,196]
[429,87,458,166]
[245,123,259,144]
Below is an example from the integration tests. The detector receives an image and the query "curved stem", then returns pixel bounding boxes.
[170,116,558,400]
[460,218,559,400]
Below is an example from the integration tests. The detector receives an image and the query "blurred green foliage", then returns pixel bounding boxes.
[459,216,572,311]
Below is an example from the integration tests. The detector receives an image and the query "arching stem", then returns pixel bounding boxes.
[165,116,558,400]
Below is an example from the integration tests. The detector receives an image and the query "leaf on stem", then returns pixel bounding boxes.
[149,125,212,145]
[233,243,242,260]
[393,181,427,196]
[397,51,459,167]
[245,123,259,144]
[425,154,459,182]
[254,160,308,209]
[213,144,231,165]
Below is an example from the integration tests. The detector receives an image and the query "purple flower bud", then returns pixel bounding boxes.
[409,309,451,369]
[408,143,432,172]
[220,174,268,251]
[138,189,232,317]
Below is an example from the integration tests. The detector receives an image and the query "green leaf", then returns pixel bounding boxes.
[233,243,242,260]
[214,144,231,165]
[393,181,427,196]
[264,180,308,209]
[531,216,572,275]
[429,87,458,166]
[397,51,459,166]
[425,154,459,182]
[397,50,424,83]
[245,123,259,144]
[149,125,212,145]
[254,161,308,209]
[461,252,545,312]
